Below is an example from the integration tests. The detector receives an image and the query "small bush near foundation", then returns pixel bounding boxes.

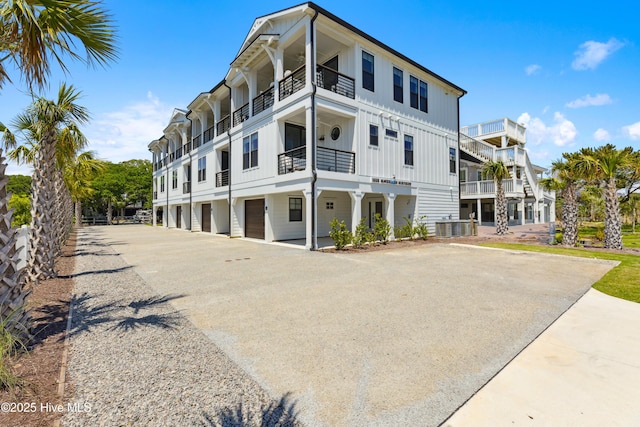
[414,215,429,240]
[373,214,391,244]
[353,218,373,248]
[329,217,352,250]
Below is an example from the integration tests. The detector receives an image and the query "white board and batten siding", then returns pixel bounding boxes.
[417,186,460,234]
[269,193,306,241]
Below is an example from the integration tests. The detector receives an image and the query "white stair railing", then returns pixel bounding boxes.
[460,133,495,162]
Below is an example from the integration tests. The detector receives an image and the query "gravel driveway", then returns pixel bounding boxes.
[63,226,616,426]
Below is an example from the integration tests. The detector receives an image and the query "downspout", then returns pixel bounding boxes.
[224,82,233,236]
[186,117,193,231]
[310,8,319,250]
[456,91,465,222]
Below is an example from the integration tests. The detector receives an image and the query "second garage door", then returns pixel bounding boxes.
[245,199,265,239]
[201,203,211,232]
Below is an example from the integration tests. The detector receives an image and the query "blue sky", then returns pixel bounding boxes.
[1,0,639,175]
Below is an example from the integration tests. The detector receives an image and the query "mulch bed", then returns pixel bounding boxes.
[0,232,76,427]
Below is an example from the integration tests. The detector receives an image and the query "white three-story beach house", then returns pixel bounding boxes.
[149,2,469,249]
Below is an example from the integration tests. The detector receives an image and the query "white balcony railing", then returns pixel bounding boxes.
[460,179,524,197]
[460,118,526,143]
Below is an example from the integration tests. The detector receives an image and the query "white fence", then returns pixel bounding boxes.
[16,225,28,271]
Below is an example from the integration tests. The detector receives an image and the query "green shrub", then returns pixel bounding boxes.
[329,217,352,250]
[414,215,429,240]
[594,228,604,242]
[353,217,373,248]
[394,226,407,240]
[0,309,27,391]
[373,213,390,244]
[399,216,415,240]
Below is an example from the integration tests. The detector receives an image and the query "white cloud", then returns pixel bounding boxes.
[566,93,613,108]
[525,64,541,76]
[85,92,173,163]
[593,128,611,141]
[622,122,640,140]
[517,111,577,147]
[572,38,624,70]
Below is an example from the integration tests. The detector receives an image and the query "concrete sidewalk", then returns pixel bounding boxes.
[444,288,640,427]
[87,225,633,426]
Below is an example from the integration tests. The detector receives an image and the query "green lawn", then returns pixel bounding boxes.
[480,243,640,304]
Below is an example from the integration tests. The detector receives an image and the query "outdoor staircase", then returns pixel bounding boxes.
[460,133,495,162]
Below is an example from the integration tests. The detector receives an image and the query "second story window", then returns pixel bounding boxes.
[410,75,429,113]
[362,51,374,92]
[369,124,378,146]
[449,148,456,174]
[243,132,259,169]
[198,157,206,182]
[393,67,403,103]
[420,80,428,113]
[285,123,305,151]
[160,175,165,192]
[172,170,178,189]
[404,135,414,166]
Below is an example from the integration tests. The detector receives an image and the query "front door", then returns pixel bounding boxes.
[368,200,383,228]
[176,206,182,229]
[201,203,211,232]
[245,199,265,239]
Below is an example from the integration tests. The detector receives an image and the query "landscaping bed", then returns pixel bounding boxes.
[0,233,75,427]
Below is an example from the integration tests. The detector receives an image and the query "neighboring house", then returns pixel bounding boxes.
[149,2,468,249]
[459,118,556,225]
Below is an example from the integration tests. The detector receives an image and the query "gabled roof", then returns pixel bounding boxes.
[236,2,466,95]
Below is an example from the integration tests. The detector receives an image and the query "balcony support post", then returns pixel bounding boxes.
[349,191,363,234]
[384,193,396,240]
[477,199,482,225]
[520,198,526,226]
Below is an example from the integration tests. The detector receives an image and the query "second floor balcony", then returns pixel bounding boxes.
[215,169,229,187]
[460,179,523,198]
[278,146,355,175]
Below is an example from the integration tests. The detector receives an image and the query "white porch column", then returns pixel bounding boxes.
[520,198,526,225]
[305,104,313,173]
[476,198,482,225]
[304,188,313,250]
[230,197,239,237]
[264,194,274,243]
[384,193,396,240]
[349,191,363,233]
[152,206,157,227]
[534,200,540,224]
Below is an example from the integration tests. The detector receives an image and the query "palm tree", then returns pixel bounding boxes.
[63,150,106,227]
[0,0,117,91]
[2,84,89,283]
[581,145,634,250]
[547,153,590,247]
[482,160,509,235]
[0,148,31,340]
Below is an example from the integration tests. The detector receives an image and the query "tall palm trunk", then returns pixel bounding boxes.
[0,149,32,340]
[603,177,623,249]
[75,200,83,227]
[27,131,57,283]
[562,182,579,247]
[495,180,508,235]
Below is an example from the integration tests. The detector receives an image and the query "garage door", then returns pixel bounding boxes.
[245,199,265,239]
[201,203,211,232]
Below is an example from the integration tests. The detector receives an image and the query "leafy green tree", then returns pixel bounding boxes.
[7,175,31,195]
[0,0,117,91]
[8,193,30,227]
[482,160,509,235]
